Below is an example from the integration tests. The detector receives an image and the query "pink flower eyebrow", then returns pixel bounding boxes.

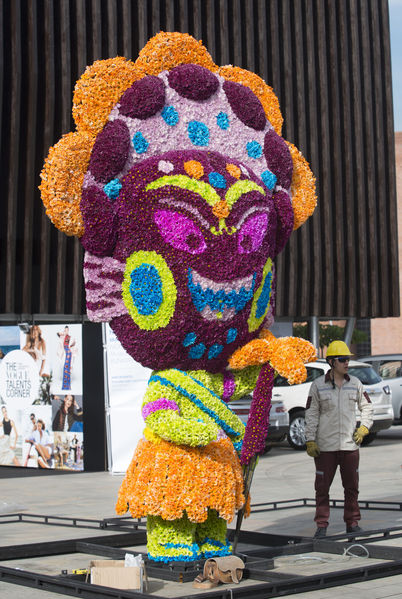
[159,198,210,228]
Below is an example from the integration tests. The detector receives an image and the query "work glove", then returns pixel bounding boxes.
[306,441,320,457]
[353,425,369,445]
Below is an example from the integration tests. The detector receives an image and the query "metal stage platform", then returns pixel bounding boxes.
[1,499,402,598]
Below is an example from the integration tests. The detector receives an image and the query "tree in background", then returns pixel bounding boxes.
[293,323,367,358]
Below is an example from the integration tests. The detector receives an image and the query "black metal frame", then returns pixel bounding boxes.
[0,512,149,533]
[1,506,402,598]
[250,497,402,513]
[2,496,400,528]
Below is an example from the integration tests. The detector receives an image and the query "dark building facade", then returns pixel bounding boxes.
[0,0,399,320]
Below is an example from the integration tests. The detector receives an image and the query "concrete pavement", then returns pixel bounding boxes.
[0,426,401,598]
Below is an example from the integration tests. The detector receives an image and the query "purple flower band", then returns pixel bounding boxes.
[240,363,274,465]
[222,371,236,402]
[142,398,180,419]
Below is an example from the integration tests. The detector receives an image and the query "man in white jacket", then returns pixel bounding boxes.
[304,341,373,538]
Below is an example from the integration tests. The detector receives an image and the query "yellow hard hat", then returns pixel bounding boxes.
[326,340,353,357]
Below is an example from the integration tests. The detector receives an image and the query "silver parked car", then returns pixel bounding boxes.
[230,395,289,452]
[359,354,402,424]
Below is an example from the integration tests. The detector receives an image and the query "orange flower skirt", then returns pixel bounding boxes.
[116,437,245,523]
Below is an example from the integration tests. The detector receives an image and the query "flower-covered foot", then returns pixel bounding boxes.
[147,514,201,563]
[195,509,231,558]
[199,538,232,559]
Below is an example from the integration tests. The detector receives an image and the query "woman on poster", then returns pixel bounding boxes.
[53,434,69,468]
[70,434,79,462]
[26,419,53,468]
[0,405,21,466]
[52,394,83,432]
[76,438,82,463]
[22,325,49,377]
[23,412,37,467]
[57,327,76,391]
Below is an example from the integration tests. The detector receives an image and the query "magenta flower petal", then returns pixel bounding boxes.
[89,120,131,183]
[223,80,266,131]
[263,129,293,188]
[119,76,166,119]
[168,64,219,101]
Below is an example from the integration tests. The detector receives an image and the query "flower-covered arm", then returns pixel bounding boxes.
[223,366,261,402]
[192,367,260,403]
[228,330,317,384]
[142,378,219,446]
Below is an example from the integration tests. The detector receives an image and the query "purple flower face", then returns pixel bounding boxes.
[79,65,297,372]
[83,149,279,372]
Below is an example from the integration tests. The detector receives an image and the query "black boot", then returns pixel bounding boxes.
[314,527,327,538]
[346,525,362,533]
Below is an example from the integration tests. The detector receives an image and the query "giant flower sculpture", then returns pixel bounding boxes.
[40,32,317,562]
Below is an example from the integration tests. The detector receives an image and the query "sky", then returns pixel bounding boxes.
[0,326,19,345]
[389,0,402,130]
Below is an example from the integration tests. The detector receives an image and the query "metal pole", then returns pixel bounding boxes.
[344,317,356,346]
[232,457,257,554]
[102,323,113,473]
[309,316,320,353]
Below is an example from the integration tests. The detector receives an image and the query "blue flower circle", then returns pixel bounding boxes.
[103,178,122,199]
[132,132,149,154]
[226,328,238,343]
[246,141,263,159]
[183,332,197,347]
[189,343,206,359]
[129,264,163,315]
[261,169,277,190]
[162,105,179,126]
[216,112,229,130]
[208,172,227,189]
[188,121,209,146]
[208,344,224,359]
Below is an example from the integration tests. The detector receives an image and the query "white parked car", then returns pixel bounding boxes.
[272,360,394,450]
[230,396,289,451]
[358,354,402,425]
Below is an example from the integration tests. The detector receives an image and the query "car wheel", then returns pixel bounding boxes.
[361,432,377,446]
[287,410,307,450]
[262,445,273,454]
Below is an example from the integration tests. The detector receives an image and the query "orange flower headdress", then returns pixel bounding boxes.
[40,31,316,237]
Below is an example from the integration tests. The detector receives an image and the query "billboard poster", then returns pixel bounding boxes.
[0,324,84,471]
[104,324,151,473]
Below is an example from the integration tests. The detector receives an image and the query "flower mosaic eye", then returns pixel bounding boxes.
[237,212,268,254]
[122,250,177,331]
[154,210,207,254]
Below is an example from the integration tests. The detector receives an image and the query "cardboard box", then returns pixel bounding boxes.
[90,560,141,590]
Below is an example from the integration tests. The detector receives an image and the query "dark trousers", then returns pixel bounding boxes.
[314,450,360,528]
